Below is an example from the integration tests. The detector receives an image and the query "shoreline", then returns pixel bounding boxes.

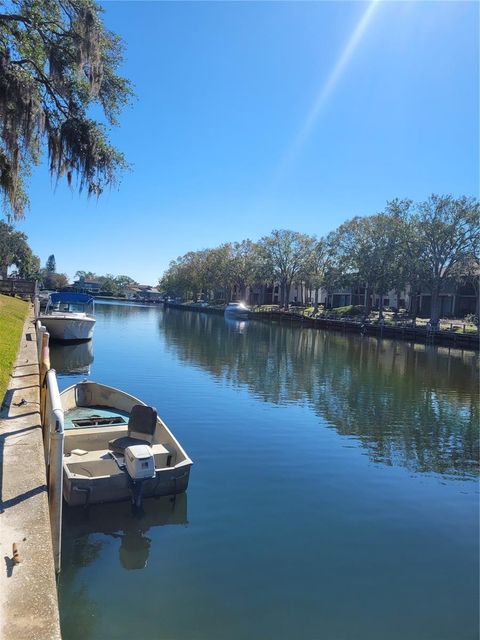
[164,302,479,350]
[0,305,61,640]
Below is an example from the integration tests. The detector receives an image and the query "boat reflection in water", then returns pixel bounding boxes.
[49,340,94,376]
[62,493,187,571]
[224,316,248,334]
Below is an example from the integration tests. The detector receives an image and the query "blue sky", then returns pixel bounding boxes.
[15,0,479,285]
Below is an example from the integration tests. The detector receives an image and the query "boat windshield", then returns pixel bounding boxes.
[52,302,87,313]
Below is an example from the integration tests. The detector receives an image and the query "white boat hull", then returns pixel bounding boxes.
[38,314,96,341]
[63,463,191,507]
[224,303,250,319]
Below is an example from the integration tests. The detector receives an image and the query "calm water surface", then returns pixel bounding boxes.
[55,302,479,640]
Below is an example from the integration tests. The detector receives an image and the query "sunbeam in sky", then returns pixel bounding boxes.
[274,0,382,181]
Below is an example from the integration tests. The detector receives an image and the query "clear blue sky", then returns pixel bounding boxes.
[15,0,479,285]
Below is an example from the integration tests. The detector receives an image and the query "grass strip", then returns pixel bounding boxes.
[0,294,29,404]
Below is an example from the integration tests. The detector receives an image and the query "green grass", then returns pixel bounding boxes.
[0,295,29,403]
[329,305,365,317]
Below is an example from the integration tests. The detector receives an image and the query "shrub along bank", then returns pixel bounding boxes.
[0,294,29,402]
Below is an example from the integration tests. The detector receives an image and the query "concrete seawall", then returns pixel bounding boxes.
[0,306,61,640]
[165,302,479,350]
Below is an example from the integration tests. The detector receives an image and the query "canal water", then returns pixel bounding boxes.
[54,301,479,640]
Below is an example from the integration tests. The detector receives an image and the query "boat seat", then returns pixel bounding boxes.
[108,404,157,454]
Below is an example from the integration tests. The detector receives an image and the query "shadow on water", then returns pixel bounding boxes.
[59,494,188,639]
[159,309,479,479]
[62,493,187,570]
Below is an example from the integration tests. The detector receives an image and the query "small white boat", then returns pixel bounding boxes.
[38,292,96,341]
[224,301,250,319]
[61,381,192,507]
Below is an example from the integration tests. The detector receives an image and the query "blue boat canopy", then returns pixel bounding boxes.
[49,292,94,305]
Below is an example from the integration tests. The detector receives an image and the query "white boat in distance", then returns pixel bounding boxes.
[38,292,96,341]
[224,301,250,319]
[61,381,193,507]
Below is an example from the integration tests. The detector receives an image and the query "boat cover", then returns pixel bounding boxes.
[49,292,94,305]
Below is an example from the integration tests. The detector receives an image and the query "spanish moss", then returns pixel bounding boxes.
[0,0,132,219]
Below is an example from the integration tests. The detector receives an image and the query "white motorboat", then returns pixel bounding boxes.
[38,292,96,341]
[61,381,192,507]
[224,301,250,319]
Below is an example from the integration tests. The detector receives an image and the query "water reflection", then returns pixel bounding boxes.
[62,493,187,571]
[95,300,159,317]
[224,317,248,334]
[60,495,187,640]
[50,341,94,376]
[160,310,479,478]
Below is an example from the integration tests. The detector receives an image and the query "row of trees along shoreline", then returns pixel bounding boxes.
[0,222,140,295]
[159,195,479,326]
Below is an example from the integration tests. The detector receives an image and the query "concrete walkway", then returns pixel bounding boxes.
[0,306,61,640]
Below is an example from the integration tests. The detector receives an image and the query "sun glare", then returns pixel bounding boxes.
[276,0,382,179]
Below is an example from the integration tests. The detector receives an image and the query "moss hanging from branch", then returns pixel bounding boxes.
[0,0,133,219]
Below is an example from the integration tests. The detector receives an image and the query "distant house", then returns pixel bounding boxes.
[327,286,404,310]
[72,277,102,294]
[202,278,478,317]
[418,281,478,318]
[324,280,478,318]
[245,283,325,306]
[136,285,163,303]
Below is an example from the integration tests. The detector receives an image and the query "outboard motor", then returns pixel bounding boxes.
[124,445,155,507]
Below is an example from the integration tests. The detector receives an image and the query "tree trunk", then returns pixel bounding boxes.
[285,281,291,310]
[396,288,402,311]
[314,287,319,313]
[364,285,372,315]
[409,288,419,326]
[378,283,385,319]
[471,279,480,321]
[378,291,384,320]
[430,286,441,327]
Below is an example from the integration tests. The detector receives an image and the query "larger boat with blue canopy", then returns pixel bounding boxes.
[38,292,96,341]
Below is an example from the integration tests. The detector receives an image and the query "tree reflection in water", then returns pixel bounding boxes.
[159,309,479,478]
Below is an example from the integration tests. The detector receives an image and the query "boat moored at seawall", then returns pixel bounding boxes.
[61,381,192,507]
[224,301,250,319]
[38,292,96,341]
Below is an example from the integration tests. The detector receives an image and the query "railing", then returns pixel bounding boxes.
[0,277,38,299]
[36,320,64,574]
[248,307,479,346]
[33,294,40,318]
